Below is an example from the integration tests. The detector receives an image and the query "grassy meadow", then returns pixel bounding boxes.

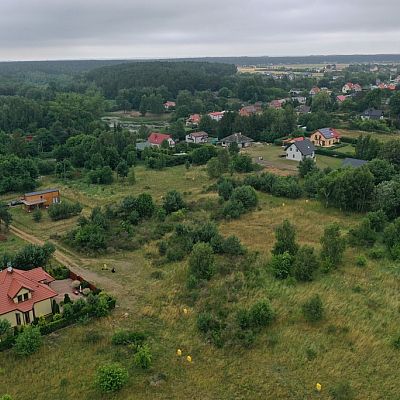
[1,163,400,399]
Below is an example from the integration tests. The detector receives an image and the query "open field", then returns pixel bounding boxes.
[1,164,400,399]
[338,128,400,143]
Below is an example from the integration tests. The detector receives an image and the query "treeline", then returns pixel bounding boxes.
[86,61,237,98]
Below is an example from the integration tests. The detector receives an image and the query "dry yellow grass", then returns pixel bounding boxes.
[1,167,400,399]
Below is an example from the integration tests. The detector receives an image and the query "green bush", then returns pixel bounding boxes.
[48,201,82,221]
[222,235,245,256]
[392,335,400,350]
[293,245,319,281]
[14,326,42,356]
[188,242,215,281]
[32,208,42,222]
[248,300,275,328]
[302,295,324,323]
[95,363,128,393]
[269,252,293,279]
[221,199,244,219]
[355,255,367,267]
[133,344,152,369]
[329,381,355,400]
[111,330,146,347]
[231,185,258,209]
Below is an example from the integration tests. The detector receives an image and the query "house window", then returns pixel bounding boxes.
[16,313,21,325]
[23,293,29,301]
[293,154,295,158]
[17,294,23,303]
[24,311,31,324]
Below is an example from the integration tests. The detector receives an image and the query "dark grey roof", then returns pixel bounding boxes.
[363,108,383,119]
[24,189,59,196]
[342,158,368,168]
[220,133,254,144]
[318,128,336,139]
[296,105,311,113]
[135,141,151,151]
[292,139,315,156]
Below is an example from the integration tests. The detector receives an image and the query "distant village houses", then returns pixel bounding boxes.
[186,114,201,127]
[163,101,176,110]
[208,111,225,121]
[219,133,254,148]
[342,82,362,94]
[148,132,175,148]
[185,131,209,144]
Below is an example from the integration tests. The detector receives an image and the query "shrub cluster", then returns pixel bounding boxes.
[48,201,82,221]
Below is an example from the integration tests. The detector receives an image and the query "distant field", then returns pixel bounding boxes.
[338,128,400,143]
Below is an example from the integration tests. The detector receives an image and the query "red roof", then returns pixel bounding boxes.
[148,132,172,145]
[0,267,57,316]
[208,111,224,117]
[310,87,320,94]
[337,95,347,102]
[190,131,208,138]
[164,101,176,107]
[187,114,201,123]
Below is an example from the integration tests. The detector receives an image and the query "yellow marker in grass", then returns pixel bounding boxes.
[176,349,182,356]
[186,355,192,363]
[316,383,322,392]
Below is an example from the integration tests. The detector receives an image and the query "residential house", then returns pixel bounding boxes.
[289,89,302,96]
[21,189,60,212]
[239,104,262,117]
[309,87,321,96]
[361,108,384,120]
[163,101,176,110]
[285,138,316,162]
[219,133,254,148]
[292,96,307,105]
[208,111,225,121]
[185,131,209,144]
[394,76,400,84]
[342,158,368,168]
[310,128,341,147]
[186,114,201,127]
[269,99,287,109]
[295,105,311,114]
[148,132,175,148]
[0,266,57,328]
[378,83,397,91]
[282,136,306,145]
[336,95,348,103]
[342,82,362,93]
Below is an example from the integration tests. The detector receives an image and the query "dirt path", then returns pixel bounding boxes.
[9,225,129,305]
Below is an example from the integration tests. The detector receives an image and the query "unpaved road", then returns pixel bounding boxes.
[9,225,129,305]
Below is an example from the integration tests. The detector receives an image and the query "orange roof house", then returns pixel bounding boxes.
[147,132,175,147]
[186,114,201,126]
[0,267,57,327]
[21,189,60,212]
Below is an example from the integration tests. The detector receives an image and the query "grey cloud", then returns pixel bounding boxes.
[0,0,399,60]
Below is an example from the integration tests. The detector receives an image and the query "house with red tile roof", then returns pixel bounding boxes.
[310,128,341,147]
[239,104,262,117]
[336,95,348,103]
[378,83,397,91]
[186,114,201,127]
[269,99,287,109]
[309,87,321,96]
[208,111,225,121]
[0,267,57,327]
[147,133,175,148]
[163,101,176,110]
[342,83,362,94]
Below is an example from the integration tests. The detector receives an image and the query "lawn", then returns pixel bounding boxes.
[1,165,399,399]
[0,231,27,255]
[242,143,342,172]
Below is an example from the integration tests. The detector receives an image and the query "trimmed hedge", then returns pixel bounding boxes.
[315,148,347,159]
[341,136,358,145]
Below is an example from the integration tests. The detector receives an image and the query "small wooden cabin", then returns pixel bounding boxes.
[21,189,60,212]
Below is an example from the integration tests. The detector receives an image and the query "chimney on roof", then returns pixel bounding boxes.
[7,262,13,273]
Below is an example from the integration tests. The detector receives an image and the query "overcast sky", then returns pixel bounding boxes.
[0,0,399,61]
